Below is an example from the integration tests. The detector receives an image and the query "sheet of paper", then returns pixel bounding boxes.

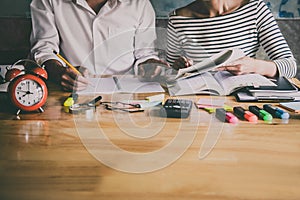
[77,77,165,95]
[175,48,245,80]
[118,77,165,93]
[0,82,9,92]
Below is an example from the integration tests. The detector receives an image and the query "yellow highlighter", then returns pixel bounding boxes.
[63,93,78,107]
[204,105,233,113]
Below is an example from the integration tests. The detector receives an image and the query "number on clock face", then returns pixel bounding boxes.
[14,79,44,106]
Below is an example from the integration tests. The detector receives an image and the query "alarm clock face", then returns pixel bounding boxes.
[9,74,48,111]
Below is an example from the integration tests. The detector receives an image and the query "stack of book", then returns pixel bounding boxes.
[236,76,300,102]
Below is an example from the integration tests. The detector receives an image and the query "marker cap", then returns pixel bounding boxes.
[260,110,273,121]
[276,109,290,119]
[226,112,239,124]
[244,111,258,122]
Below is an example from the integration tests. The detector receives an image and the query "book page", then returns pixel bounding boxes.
[174,48,245,80]
[214,71,276,95]
[167,72,224,96]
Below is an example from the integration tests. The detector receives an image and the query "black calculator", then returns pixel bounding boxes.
[161,99,193,118]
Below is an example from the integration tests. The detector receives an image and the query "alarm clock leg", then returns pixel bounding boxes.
[39,107,44,113]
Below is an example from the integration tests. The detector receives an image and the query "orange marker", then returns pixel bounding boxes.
[234,106,258,123]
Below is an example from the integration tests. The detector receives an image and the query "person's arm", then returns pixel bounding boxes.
[134,0,170,81]
[30,0,60,65]
[254,0,297,78]
[133,1,159,70]
[30,0,89,91]
[219,0,297,78]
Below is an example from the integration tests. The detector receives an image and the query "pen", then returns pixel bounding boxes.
[87,95,102,106]
[249,105,273,121]
[263,104,290,119]
[233,106,258,122]
[113,76,121,90]
[216,108,238,124]
[53,50,82,75]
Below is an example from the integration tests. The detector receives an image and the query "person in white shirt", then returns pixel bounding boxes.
[30,0,167,91]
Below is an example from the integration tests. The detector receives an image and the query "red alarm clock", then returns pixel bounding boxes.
[5,59,48,115]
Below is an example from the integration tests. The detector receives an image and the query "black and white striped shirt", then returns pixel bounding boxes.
[166,0,297,78]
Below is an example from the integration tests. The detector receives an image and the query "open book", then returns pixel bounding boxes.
[77,76,165,95]
[167,71,276,96]
[171,48,245,81]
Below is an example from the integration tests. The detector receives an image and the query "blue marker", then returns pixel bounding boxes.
[263,104,290,119]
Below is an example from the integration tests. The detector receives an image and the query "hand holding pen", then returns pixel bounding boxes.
[47,51,90,91]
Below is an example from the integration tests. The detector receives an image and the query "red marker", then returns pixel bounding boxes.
[233,106,258,123]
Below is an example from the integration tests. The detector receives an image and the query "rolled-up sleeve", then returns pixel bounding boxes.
[133,0,159,74]
[256,0,297,78]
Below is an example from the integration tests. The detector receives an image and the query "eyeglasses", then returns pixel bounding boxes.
[101,101,144,113]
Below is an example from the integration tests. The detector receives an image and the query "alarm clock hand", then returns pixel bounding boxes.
[17,90,29,93]
[21,91,34,97]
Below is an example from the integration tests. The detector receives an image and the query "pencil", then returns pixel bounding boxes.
[53,50,82,75]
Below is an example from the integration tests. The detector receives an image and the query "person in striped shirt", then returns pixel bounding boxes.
[166,0,297,78]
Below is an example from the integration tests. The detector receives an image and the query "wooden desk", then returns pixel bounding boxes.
[1,81,300,200]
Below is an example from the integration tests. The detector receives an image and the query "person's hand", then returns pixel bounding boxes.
[216,56,257,75]
[44,59,89,91]
[138,59,170,82]
[172,56,193,71]
[61,67,90,91]
[216,56,277,77]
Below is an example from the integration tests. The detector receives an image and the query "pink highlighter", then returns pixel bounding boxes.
[225,112,239,124]
[216,108,238,124]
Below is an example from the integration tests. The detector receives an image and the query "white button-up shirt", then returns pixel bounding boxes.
[30,0,159,75]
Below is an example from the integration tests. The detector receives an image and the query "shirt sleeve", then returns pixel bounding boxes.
[256,0,297,78]
[30,0,62,66]
[133,0,159,75]
[166,14,182,67]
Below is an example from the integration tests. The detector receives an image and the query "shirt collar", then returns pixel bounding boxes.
[64,0,129,3]
[64,0,130,9]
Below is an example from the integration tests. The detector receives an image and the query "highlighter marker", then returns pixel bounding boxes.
[233,106,258,122]
[63,93,78,107]
[225,112,239,124]
[249,106,273,121]
[216,108,226,122]
[216,108,238,124]
[203,105,232,113]
[263,104,290,119]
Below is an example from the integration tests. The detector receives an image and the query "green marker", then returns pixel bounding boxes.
[249,106,273,121]
[259,110,273,121]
